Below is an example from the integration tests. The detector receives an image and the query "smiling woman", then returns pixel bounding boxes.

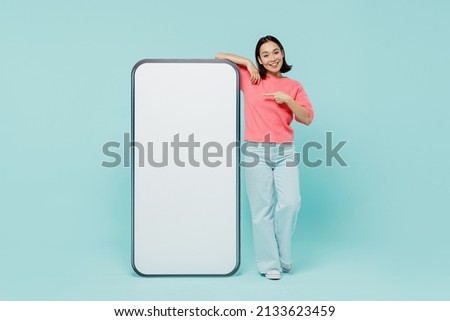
[216,35,314,280]
[254,35,292,78]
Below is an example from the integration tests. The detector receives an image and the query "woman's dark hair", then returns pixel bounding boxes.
[255,35,292,78]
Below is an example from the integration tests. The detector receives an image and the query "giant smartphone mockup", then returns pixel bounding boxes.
[131,59,240,276]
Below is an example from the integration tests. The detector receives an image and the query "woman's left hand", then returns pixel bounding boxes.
[262,91,293,104]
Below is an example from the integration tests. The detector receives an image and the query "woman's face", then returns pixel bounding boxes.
[257,41,284,76]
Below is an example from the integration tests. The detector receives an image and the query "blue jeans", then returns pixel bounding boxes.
[242,142,301,273]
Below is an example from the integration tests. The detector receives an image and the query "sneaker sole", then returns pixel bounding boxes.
[265,272,282,280]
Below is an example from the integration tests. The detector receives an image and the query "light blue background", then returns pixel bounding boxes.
[1,0,449,300]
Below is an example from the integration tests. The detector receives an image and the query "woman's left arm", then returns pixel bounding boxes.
[262,91,312,126]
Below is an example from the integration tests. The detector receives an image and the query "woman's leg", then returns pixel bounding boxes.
[273,145,301,267]
[244,145,282,273]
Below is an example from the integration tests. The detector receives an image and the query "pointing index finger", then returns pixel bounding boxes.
[262,93,275,96]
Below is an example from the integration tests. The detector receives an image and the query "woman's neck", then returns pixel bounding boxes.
[267,71,283,78]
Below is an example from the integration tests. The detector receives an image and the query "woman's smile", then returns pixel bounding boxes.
[268,61,280,68]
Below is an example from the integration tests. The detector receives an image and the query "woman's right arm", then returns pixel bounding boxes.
[215,53,260,84]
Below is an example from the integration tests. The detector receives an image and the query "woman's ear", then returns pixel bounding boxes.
[257,56,262,65]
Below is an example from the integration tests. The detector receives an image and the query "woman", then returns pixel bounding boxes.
[216,35,314,280]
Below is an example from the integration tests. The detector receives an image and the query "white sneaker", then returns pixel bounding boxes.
[281,263,292,273]
[265,270,282,280]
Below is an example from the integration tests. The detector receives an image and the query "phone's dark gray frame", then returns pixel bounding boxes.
[131,59,241,277]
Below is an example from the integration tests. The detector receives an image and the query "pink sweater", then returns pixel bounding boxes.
[239,65,313,143]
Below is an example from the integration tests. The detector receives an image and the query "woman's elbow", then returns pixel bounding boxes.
[304,110,314,126]
[303,117,312,126]
[296,114,313,126]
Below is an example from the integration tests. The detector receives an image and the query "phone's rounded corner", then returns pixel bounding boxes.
[131,59,149,78]
[131,258,148,277]
[214,59,240,95]
[218,59,239,73]
[223,258,241,277]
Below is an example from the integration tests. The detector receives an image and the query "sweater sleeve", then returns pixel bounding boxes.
[294,83,314,123]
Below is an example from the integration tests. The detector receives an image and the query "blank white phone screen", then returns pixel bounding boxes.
[132,60,240,276]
